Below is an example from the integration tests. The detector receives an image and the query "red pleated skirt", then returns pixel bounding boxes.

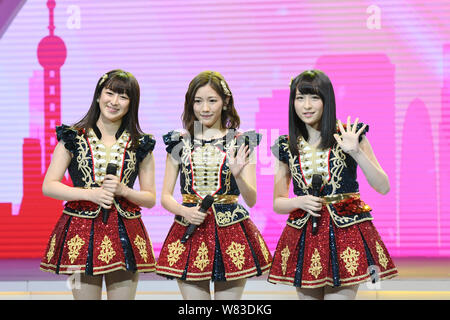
[156,209,272,281]
[40,205,156,275]
[268,208,398,288]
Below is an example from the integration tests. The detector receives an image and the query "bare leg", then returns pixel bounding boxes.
[104,270,139,300]
[177,280,211,300]
[296,287,324,300]
[71,273,103,300]
[324,284,359,300]
[214,279,247,300]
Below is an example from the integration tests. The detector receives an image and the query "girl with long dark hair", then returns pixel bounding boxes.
[40,69,157,300]
[268,70,398,299]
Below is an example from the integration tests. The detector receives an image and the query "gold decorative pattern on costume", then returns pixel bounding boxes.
[226,242,246,270]
[258,235,270,263]
[376,241,388,269]
[308,248,323,279]
[340,247,360,276]
[193,242,210,271]
[121,150,136,186]
[98,235,116,264]
[328,144,347,195]
[76,135,94,187]
[46,234,56,263]
[297,136,329,186]
[288,152,309,194]
[67,234,85,263]
[215,206,247,225]
[167,240,186,266]
[88,129,129,185]
[287,213,310,229]
[134,235,148,263]
[191,144,226,198]
[178,138,193,194]
[222,168,232,194]
[281,246,290,275]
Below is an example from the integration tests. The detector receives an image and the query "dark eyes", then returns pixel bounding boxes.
[105,90,128,100]
[194,99,218,103]
[296,95,320,100]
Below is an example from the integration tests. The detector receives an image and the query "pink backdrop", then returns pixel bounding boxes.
[0,0,449,258]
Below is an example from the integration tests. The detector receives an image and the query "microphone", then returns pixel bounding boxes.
[102,163,118,224]
[311,174,323,235]
[181,195,214,243]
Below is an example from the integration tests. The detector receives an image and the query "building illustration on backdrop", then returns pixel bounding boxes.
[254,54,397,249]
[0,0,66,258]
[0,1,449,258]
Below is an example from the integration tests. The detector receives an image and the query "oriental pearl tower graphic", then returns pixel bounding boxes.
[38,0,66,169]
[0,0,67,258]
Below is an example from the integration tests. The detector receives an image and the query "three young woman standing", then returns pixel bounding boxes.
[39,69,397,300]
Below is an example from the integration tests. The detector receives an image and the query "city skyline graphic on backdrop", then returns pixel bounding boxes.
[0,1,449,258]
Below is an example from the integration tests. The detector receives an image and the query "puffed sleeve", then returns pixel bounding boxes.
[235,130,262,154]
[136,134,156,163]
[270,135,290,164]
[337,121,369,143]
[55,124,78,154]
[356,122,369,142]
[162,130,183,154]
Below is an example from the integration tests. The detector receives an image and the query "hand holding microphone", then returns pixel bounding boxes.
[181,195,214,243]
[310,174,323,235]
[102,163,118,224]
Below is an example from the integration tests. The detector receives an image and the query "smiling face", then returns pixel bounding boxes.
[97,87,130,123]
[193,84,224,130]
[294,89,324,130]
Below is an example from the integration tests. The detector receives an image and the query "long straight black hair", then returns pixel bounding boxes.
[72,69,143,150]
[288,70,337,155]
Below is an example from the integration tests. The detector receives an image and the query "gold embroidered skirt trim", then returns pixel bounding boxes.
[182,194,239,204]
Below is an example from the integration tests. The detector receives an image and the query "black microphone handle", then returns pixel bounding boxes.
[182,224,197,242]
[311,189,319,235]
[311,175,323,235]
[102,163,118,225]
[180,196,214,243]
[102,206,109,224]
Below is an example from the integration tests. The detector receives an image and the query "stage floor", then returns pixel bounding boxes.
[0,257,449,300]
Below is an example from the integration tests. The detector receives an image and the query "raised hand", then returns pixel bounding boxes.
[227,144,251,179]
[333,116,367,156]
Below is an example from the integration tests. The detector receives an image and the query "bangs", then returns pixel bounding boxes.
[104,75,132,95]
[297,83,320,96]
[295,70,325,98]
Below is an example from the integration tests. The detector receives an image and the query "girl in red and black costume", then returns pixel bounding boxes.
[40,70,157,300]
[156,71,272,299]
[268,70,398,299]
